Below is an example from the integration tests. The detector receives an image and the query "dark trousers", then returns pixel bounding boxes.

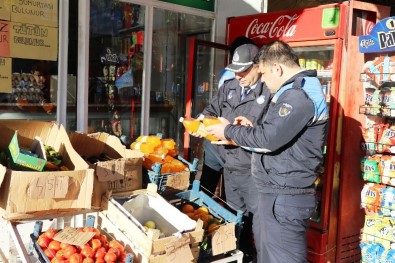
[200,163,223,197]
[258,193,316,263]
[223,171,259,260]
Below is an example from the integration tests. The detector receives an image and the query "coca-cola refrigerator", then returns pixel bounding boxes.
[224,2,390,262]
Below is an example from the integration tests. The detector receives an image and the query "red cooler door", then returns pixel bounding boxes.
[291,40,343,263]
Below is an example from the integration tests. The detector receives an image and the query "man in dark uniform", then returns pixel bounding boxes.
[195,43,271,262]
[206,40,329,263]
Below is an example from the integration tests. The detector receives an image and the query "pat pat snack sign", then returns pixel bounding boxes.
[8,131,47,171]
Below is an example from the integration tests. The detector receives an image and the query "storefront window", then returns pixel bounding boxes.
[87,0,213,153]
[151,8,213,154]
[0,1,59,121]
[88,1,145,143]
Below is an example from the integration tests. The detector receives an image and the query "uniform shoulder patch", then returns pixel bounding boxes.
[279,103,293,117]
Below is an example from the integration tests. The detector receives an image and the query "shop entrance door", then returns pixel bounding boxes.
[184,38,228,165]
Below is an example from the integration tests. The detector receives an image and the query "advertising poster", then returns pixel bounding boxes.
[0,0,11,21]
[0,21,10,57]
[10,0,58,27]
[0,57,12,93]
[10,22,58,61]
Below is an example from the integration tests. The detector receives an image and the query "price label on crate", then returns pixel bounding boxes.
[95,160,125,182]
[54,226,95,246]
[29,174,69,199]
[165,235,193,263]
[212,223,236,256]
[166,171,190,190]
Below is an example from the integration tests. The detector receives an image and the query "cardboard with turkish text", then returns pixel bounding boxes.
[69,132,144,208]
[0,120,94,221]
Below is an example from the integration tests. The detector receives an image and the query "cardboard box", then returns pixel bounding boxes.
[8,131,46,171]
[69,132,144,208]
[0,120,94,221]
[101,184,204,262]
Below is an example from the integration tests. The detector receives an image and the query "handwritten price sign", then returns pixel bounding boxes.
[166,171,189,190]
[54,227,95,246]
[96,160,125,182]
[212,223,236,256]
[165,235,193,263]
[29,175,69,199]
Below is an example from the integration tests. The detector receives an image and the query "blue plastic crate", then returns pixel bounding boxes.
[144,155,199,194]
[176,180,243,226]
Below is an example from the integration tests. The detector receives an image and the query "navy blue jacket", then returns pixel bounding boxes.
[224,71,329,192]
[202,78,271,173]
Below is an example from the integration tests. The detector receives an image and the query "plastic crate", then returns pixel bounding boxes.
[30,215,134,263]
[176,180,244,259]
[144,155,199,194]
[176,180,243,226]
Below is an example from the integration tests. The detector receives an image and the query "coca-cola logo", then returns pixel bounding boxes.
[245,14,299,39]
[364,21,374,35]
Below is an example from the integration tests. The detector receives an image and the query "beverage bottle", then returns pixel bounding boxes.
[130,141,155,154]
[179,117,201,132]
[161,138,176,150]
[164,155,187,172]
[202,116,221,141]
[153,145,169,156]
[179,117,219,141]
[136,135,161,148]
[167,147,179,157]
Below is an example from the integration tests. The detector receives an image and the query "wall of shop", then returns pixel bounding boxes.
[215,0,264,44]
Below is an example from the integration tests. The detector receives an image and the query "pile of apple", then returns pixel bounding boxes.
[35,226,127,263]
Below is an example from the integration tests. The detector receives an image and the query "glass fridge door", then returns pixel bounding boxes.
[292,44,337,230]
[184,38,228,165]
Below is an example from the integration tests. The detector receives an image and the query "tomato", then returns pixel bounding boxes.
[44,248,57,260]
[69,253,83,263]
[44,228,59,239]
[94,248,106,260]
[49,240,61,251]
[108,240,124,253]
[118,253,127,262]
[103,252,117,263]
[95,258,105,263]
[37,236,51,248]
[60,242,69,250]
[82,258,94,263]
[64,246,78,259]
[78,244,90,253]
[90,239,101,251]
[81,246,94,259]
[98,235,107,244]
[107,248,119,258]
[55,250,66,259]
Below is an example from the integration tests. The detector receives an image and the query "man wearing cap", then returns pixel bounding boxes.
[195,43,271,262]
